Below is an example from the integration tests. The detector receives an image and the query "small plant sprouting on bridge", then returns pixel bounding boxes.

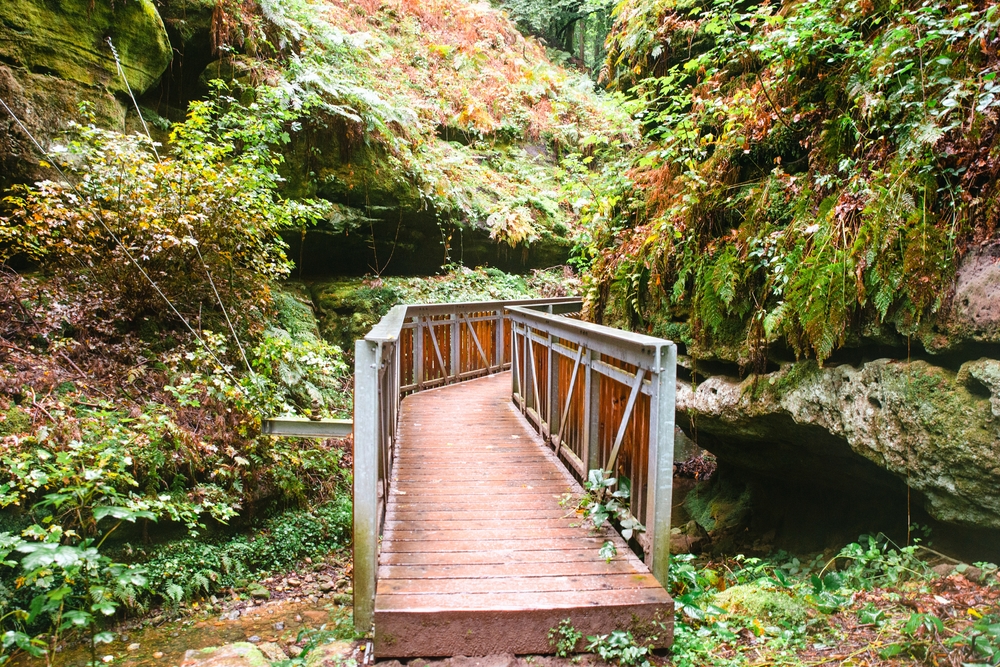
[579,469,646,550]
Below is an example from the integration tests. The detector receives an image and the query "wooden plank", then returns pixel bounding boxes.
[376,587,672,611]
[378,573,664,596]
[378,560,642,580]
[383,518,582,531]
[387,509,571,522]
[379,548,630,566]
[383,528,596,542]
[380,537,608,553]
[375,601,673,658]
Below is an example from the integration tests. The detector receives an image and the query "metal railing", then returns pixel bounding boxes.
[507,304,677,585]
[352,297,578,631]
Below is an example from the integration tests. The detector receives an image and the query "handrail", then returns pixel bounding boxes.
[506,304,676,586]
[352,296,580,632]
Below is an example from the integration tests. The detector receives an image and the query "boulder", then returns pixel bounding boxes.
[677,358,1000,530]
[303,641,356,667]
[0,0,172,95]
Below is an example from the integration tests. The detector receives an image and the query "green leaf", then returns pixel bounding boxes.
[61,610,93,628]
[92,600,118,616]
[93,506,156,523]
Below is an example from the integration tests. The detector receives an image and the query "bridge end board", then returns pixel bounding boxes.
[374,594,674,658]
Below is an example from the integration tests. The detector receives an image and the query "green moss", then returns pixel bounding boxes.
[0,406,31,437]
[0,0,171,94]
[713,584,810,626]
[750,361,822,400]
[683,474,751,533]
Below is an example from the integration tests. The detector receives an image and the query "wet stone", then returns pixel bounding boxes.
[257,643,288,662]
[181,643,270,667]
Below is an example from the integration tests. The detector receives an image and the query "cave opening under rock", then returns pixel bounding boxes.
[677,418,1000,563]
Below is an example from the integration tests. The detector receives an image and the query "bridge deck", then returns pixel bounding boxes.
[374,373,674,658]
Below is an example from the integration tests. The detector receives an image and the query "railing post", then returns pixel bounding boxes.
[450,313,460,381]
[353,339,380,633]
[646,344,677,586]
[546,334,557,444]
[414,318,424,390]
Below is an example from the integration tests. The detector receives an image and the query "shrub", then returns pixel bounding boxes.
[0,86,330,336]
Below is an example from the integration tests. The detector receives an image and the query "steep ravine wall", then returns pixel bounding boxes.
[671,247,1000,557]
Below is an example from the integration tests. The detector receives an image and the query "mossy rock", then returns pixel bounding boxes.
[157,0,216,50]
[0,406,31,437]
[0,64,126,189]
[678,356,1000,530]
[713,584,810,626]
[182,643,270,667]
[683,473,751,534]
[0,0,172,95]
[309,280,403,353]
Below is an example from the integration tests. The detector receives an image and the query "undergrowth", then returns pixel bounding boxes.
[551,535,1000,666]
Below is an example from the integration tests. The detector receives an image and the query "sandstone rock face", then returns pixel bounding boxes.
[920,245,1000,352]
[0,0,172,188]
[0,0,172,95]
[0,65,125,189]
[677,358,1000,530]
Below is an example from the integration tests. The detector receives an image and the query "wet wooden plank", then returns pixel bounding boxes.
[374,372,672,658]
[378,573,663,595]
[377,587,671,611]
[379,548,627,566]
[378,559,642,579]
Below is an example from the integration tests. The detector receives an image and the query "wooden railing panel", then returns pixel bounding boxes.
[506,305,676,586]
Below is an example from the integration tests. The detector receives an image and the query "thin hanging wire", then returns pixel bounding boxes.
[194,244,252,374]
[0,95,242,387]
[106,37,160,163]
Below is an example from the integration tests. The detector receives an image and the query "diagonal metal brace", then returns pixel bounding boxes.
[604,367,646,476]
[553,345,585,457]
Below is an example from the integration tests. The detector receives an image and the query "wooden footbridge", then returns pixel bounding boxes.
[352,299,677,657]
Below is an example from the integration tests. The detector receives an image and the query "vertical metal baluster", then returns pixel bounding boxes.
[450,312,460,382]
[414,317,424,390]
[494,309,504,370]
[584,350,600,473]
[546,333,557,445]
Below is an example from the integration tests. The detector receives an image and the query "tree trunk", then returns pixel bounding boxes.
[593,12,603,67]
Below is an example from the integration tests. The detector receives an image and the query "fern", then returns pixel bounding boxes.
[165,583,184,604]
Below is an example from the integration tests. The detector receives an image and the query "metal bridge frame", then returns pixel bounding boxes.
[353,297,676,632]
